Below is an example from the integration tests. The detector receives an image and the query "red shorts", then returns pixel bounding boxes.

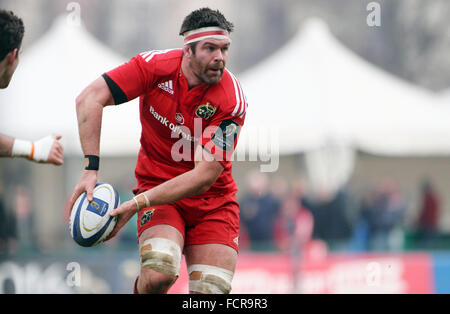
[136,192,240,252]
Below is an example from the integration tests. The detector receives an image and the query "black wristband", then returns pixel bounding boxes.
[84,155,99,170]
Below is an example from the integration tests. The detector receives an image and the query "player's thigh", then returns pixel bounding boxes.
[139,224,184,247]
[184,243,237,294]
[184,243,237,270]
[138,224,184,278]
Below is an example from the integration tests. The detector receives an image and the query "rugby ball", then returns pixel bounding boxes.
[69,182,119,247]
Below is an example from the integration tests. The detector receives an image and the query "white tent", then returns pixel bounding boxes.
[236,18,450,195]
[237,18,450,157]
[0,16,141,156]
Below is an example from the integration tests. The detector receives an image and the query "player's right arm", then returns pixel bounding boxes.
[76,77,115,159]
[67,53,154,213]
[67,77,114,211]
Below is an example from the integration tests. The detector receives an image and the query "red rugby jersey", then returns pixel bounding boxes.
[102,49,247,197]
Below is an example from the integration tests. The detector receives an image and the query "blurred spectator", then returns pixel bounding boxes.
[416,179,440,248]
[240,171,281,251]
[0,183,17,257]
[273,188,314,294]
[362,180,406,252]
[271,176,289,200]
[273,195,314,252]
[14,185,36,252]
[350,190,372,252]
[291,177,314,213]
[309,187,353,251]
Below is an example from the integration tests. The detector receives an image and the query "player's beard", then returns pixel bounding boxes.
[190,57,224,85]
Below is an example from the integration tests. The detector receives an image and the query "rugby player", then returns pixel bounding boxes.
[69,8,247,294]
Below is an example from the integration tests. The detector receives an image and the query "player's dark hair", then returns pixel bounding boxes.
[0,10,24,61]
[179,8,234,54]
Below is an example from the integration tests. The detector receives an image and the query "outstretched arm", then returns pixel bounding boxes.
[0,133,64,165]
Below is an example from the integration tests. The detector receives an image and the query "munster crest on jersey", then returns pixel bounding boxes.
[195,102,216,120]
[140,209,155,226]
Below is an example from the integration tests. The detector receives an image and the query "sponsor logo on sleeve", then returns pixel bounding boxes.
[211,119,240,152]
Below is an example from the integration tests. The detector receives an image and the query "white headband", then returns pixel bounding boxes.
[183,26,230,45]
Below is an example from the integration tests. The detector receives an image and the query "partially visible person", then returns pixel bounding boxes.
[0,9,23,89]
[363,180,405,252]
[416,179,440,248]
[240,171,280,251]
[0,10,64,165]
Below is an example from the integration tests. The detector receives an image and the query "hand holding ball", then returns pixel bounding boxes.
[69,183,119,247]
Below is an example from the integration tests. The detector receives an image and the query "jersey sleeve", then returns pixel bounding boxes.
[102,51,157,105]
[200,75,247,169]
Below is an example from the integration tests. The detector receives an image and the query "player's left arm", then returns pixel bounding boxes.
[111,144,223,212]
[111,113,245,218]
[107,117,244,241]
[141,145,224,205]
[106,145,223,240]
